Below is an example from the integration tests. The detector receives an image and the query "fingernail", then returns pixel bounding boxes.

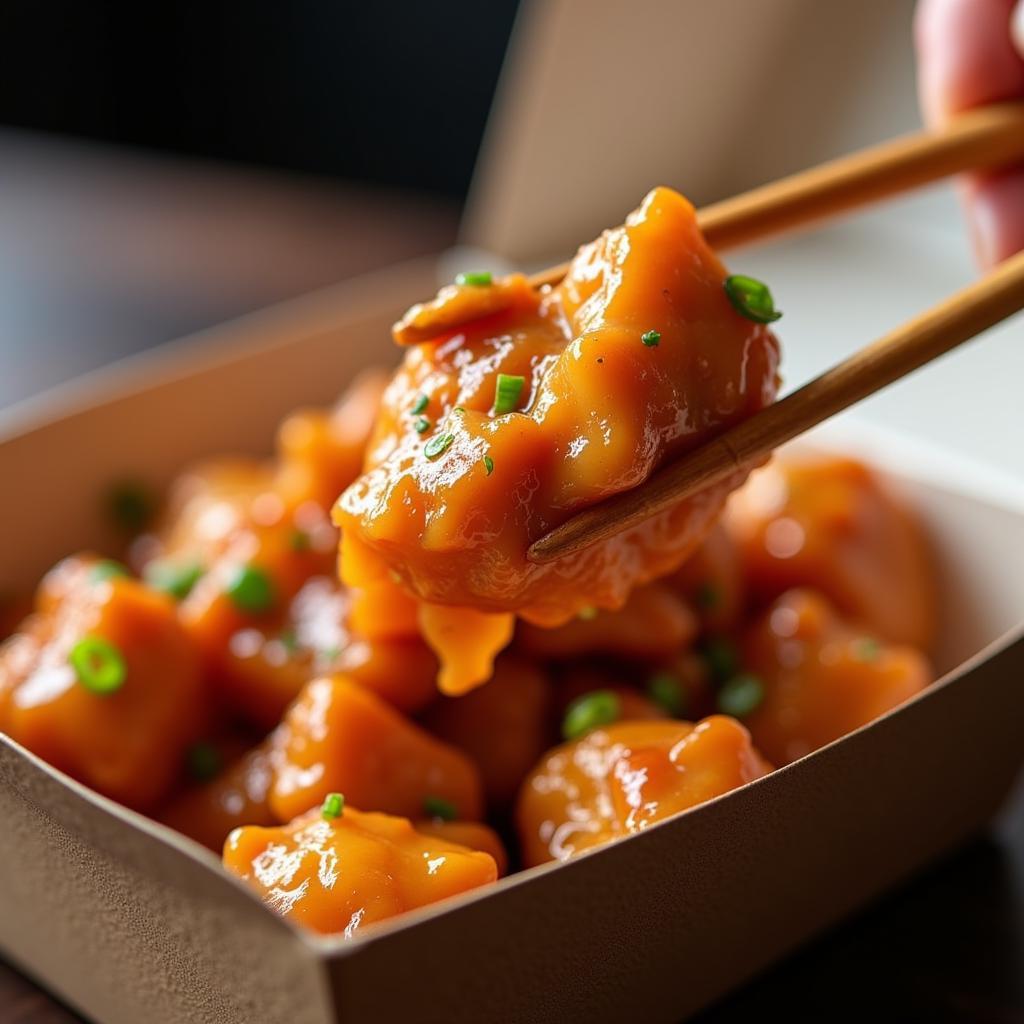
[961,171,1024,268]
[1013,0,1024,59]
[956,180,994,268]
[968,192,1000,268]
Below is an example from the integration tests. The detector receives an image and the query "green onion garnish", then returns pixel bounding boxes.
[289,529,311,552]
[321,792,345,820]
[69,636,126,696]
[724,275,782,324]
[853,637,881,662]
[492,373,525,415]
[716,674,765,718]
[411,394,429,415]
[577,605,598,621]
[702,636,739,683]
[424,433,455,460]
[562,689,621,741]
[144,560,204,601]
[423,795,458,821]
[278,628,299,654]
[90,560,131,584]
[455,270,492,287]
[225,565,275,614]
[107,481,154,533]
[647,672,687,717]
[483,455,494,476]
[453,406,466,415]
[186,742,222,782]
[695,583,720,611]
[320,644,341,663]
[414,416,431,434]
[641,330,661,347]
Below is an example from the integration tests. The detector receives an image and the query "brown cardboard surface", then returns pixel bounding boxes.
[1,258,1023,1023]
[464,1,919,264]
[327,629,1024,1023]
[0,740,331,1024]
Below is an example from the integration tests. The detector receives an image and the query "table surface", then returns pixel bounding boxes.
[1,134,1022,1024]
[0,129,458,409]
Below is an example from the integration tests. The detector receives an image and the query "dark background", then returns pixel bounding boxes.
[0,0,523,408]
[0,0,521,200]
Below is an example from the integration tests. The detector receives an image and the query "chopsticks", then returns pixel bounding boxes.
[529,102,1024,289]
[527,103,1024,565]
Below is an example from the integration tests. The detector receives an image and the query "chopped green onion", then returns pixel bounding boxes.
[424,433,455,460]
[411,393,429,415]
[423,795,458,821]
[577,605,598,621]
[414,416,431,434]
[562,689,621,741]
[716,674,765,718]
[320,644,341,663]
[647,672,687,717]
[695,583,720,611]
[144,560,204,601]
[492,373,525,415]
[90,560,131,584]
[455,270,492,287]
[107,481,155,533]
[483,455,494,476]
[69,636,126,696]
[724,275,782,324]
[702,636,739,683]
[641,330,661,347]
[225,565,275,614]
[453,406,466,415]
[853,637,881,662]
[289,529,311,552]
[321,792,345,820]
[278,628,299,654]
[186,742,222,782]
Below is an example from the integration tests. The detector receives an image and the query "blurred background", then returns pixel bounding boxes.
[0,0,1022,1020]
[0,0,517,405]
[6,0,1019,474]
[0,0,937,406]
[5,0,1020,487]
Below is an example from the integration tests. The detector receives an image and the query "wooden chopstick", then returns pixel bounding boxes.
[528,247,1024,564]
[529,101,1024,290]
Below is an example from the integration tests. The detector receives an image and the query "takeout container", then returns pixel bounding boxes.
[2,258,1023,1024]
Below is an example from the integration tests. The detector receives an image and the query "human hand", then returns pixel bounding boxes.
[916,0,1024,266]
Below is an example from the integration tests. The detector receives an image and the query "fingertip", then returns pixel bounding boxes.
[915,0,1024,124]
[961,168,1024,267]
[1013,0,1024,58]
[915,0,949,125]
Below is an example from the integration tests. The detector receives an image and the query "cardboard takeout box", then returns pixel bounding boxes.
[1,260,1023,1024]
